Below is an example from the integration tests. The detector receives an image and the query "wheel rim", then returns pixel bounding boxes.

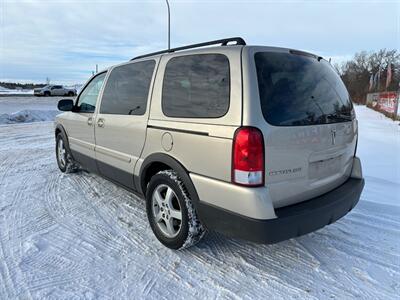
[57,139,66,168]
[151,184,182,238]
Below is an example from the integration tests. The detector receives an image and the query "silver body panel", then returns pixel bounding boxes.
[55,44,361,220]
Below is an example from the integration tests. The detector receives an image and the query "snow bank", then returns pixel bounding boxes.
[0,109,58,124]
[0,86,33,95]
[355,105,400,207]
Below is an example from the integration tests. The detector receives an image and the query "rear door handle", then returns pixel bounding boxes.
[87,117,93,126]
[97,118,105,128]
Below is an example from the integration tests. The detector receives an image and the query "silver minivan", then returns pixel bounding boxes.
[55,37,364,249]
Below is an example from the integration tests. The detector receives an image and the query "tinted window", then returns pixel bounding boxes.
[162,54,230,118]
[75,72,106,113]
[100,60,155,115]
[255,52,353,126]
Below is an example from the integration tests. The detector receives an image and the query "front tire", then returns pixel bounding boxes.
[146,170,206,249]
[56,134,79,173]
[44,91,51,97]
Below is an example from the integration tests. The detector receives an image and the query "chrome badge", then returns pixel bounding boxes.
[331,128,337,145]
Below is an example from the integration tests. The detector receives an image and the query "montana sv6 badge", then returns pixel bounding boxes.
[269,167,302,176]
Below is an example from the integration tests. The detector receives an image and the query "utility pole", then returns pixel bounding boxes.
[166,0,170,50]
[96,64,98,73]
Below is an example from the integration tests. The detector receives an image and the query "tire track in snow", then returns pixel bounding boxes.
[30,170,111,296]
[39,169,150,297]
[0,114,399,299]
[0,218,19,299]
[71,174,170,299]
[0,150,36,299]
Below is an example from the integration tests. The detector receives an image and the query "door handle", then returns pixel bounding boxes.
[97,118,105,128]
[87,117,93,126]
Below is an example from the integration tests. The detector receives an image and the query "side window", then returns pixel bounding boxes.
[162,54,230,118]
[100,60,155,115]
[75,72,107,113]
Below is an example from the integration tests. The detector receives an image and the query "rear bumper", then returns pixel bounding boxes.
[197,177,364,244]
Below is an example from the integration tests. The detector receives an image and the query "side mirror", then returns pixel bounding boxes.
[57,99,74,111]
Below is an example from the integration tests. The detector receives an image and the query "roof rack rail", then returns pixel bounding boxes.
[131,37,246,60]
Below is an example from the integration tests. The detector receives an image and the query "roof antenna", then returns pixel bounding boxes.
[165,0,171,50]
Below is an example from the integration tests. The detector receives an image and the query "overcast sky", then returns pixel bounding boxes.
[1,0,399,84]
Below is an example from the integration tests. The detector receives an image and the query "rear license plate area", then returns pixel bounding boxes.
[309,155,342,179]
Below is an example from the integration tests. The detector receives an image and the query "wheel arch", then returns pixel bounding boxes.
[55,124,74,159]
[137,153,201,209]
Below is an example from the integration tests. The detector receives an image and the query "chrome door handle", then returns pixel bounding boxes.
[97,118,105,128]
[87,117,93,126]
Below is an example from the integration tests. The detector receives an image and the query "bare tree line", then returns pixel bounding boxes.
[335,49,399,104]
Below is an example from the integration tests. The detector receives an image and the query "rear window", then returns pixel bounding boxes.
[255,52,353,126]
[162,54,230,118]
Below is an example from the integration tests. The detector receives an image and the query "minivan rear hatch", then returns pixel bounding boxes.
[254,50,357,208]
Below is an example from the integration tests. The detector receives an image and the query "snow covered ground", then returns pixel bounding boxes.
[0,102,398,299]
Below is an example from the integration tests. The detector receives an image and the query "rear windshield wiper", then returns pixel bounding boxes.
[326,114,352,122]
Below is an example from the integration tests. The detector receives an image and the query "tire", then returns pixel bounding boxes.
[56,134,79,173]
[67,91,74,97]
[44,91,51,97]
[146,170,206,249]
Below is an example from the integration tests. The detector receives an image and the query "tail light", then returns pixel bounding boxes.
[232,127,265,187]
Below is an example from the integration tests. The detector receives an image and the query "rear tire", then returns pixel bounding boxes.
[56,134,79,173]
[146,170,206,249]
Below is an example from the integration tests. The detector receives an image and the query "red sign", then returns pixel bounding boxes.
[377,92,398,114]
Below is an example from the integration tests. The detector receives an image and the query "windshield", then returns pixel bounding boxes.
[255,51,353,126]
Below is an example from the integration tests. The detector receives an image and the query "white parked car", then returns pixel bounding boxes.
[34,85,77,97]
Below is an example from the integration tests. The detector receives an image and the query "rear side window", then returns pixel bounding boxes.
[100,60,155,115]
[255,52,353,126]
[162,54,230,118]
